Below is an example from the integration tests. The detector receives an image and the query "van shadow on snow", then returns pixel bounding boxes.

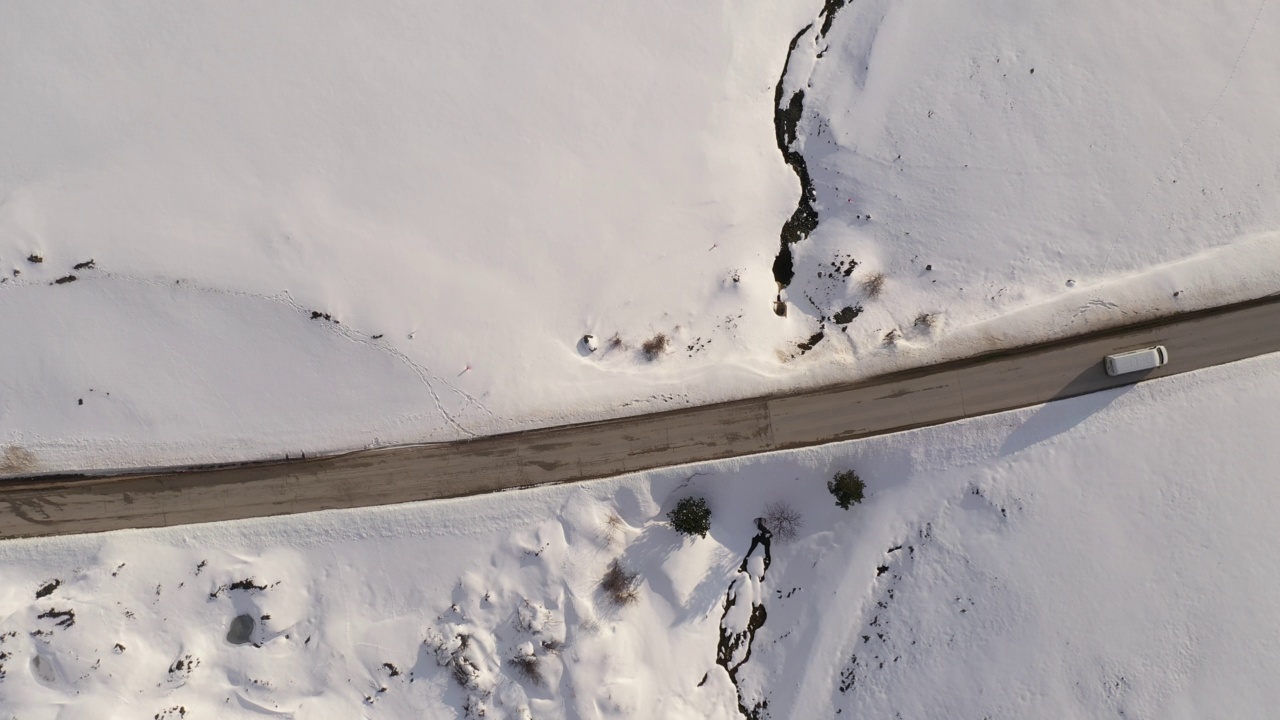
[1001,363,1150,456]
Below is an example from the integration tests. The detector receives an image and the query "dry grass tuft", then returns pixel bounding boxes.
[600,559,640,606]
[641,333,669,360]
[862,272,886,298]
[508,651,542,685]
[600,511,627,547]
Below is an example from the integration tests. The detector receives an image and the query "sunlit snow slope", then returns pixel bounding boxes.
[777,0,1280,344]
[2,0,1278,473]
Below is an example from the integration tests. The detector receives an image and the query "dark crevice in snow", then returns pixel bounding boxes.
[716,518,773,718]
[35,580,60,600]
[226,614,255,645]
[771,24,816,301]
[770,0,855,321]
[796,329,826,353]
[818,0,849,36]
[832,304,863,324]
[37,608,75,629]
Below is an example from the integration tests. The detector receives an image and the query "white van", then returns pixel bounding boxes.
[1104,346,1169,376]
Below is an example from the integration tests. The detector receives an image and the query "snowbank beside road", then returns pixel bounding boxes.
[2,348,1280,717]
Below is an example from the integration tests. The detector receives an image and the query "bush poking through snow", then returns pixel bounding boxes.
[667,496,712,538]
[508,644,542,685]
[828,470,866,510]
[763,501,804,542]
[600,511,627,547]
[641,333,669,360]
[862,272,886,298]
[429,631,486,690]
[914,312,936,328]
[515,599,553,634]
[462,694,490,720]
[600,559,640,606]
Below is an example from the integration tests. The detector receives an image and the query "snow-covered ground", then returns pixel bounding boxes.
[4,0,1279,474]
[2,349,1279,718]
[4,2,1279,716]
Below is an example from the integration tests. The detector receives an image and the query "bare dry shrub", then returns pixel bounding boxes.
[913,312,935,328]
[600,511,627,547]
[862,272,886,298]
[431,632,482,689]
[641,333,669,360]
[508,651,542,685]
[600,559,640,606]
[462,694,489,720]
[763,501,804,543]
[514,599,555,634]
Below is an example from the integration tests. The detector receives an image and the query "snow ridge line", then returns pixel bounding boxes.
[0,269,500,437]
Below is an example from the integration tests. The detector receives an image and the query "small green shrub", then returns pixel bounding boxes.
[667,496,712,538]
[828,470,865,510]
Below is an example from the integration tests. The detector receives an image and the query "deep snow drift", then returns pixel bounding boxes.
[2,352,1280,718]
[3,0,1279,473]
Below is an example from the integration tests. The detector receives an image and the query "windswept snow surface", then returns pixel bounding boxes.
[776,0,1280,341]
[2,351,1280,718]
[3,0,1280,473]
